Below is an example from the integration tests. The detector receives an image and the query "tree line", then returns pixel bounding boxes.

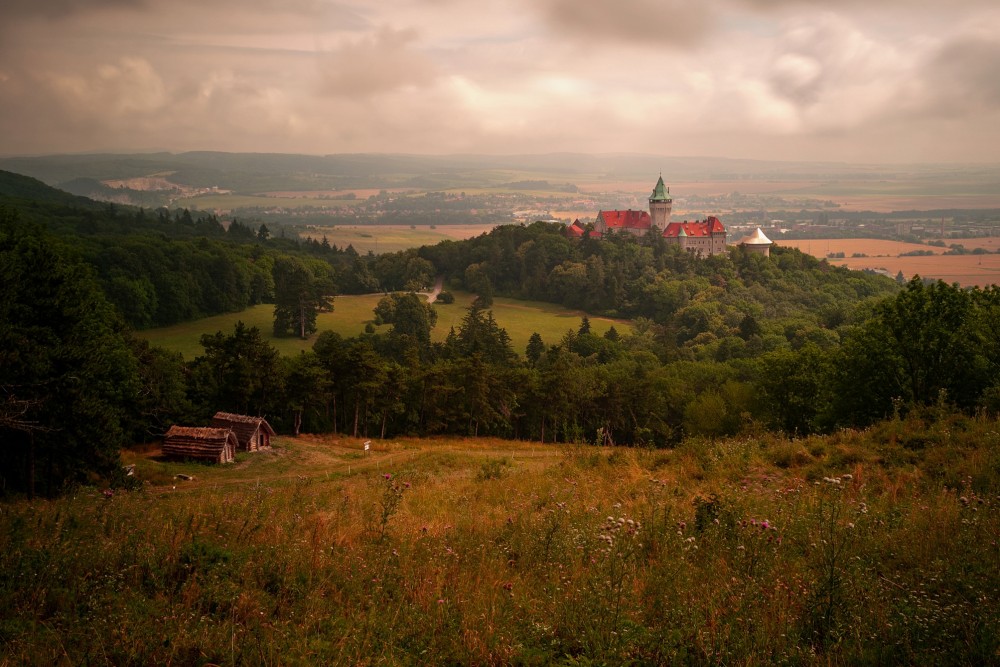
[6,173,1000,497]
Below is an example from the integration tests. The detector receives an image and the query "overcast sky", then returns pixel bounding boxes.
[1,0,998,162]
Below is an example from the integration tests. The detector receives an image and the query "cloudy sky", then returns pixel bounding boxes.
[1,0,998,162]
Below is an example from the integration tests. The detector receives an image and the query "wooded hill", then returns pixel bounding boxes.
[5,170,1000,497]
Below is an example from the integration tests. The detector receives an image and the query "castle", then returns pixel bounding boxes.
[566,175,729,257]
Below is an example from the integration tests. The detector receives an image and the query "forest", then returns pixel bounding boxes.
[4,169,1000,498]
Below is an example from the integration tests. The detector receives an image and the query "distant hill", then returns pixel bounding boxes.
[0,169,98,209]
[5,151,996,197]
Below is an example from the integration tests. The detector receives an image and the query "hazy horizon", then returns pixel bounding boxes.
[1,1,998,164]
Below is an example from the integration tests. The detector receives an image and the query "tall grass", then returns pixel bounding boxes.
[1,413,997,664]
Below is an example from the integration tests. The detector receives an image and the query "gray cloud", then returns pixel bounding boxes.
[0,0,998,162]
[736,0,994,8]
[924,37,1000,112]
[536,0,714,48]
[0,0,145,21]
[319,27,437,97]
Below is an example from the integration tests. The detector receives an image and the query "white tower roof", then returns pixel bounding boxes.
[741,227,773,245]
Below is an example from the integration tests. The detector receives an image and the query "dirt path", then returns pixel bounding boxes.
[138,435,562,494]
[423,275,444,304]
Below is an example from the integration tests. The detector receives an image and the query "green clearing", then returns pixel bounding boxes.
[138,291,632,359]
[299,224,495,254]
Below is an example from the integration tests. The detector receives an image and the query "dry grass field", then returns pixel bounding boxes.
[579,179,1000,212]
[779,238,1000,287]
[3,412,998,664]
[779,239,942,257]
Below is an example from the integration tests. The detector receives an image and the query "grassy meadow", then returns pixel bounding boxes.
[2,411,998,664]
[137,292,632,359]
[298,224,497,255]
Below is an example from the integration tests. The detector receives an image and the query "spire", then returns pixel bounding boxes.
[650,174,672,203]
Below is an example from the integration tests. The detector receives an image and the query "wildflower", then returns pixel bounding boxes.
[404,481,411,488]
[383,473,392,480]
[102,488,113,499]
[437,599,444,605]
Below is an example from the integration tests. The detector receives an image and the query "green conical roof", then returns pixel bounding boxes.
[650,175,672,203]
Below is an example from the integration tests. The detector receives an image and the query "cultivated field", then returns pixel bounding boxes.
[780,238,1000,287]
[3,412,998,663]
[299,224,497,254]
[138,292,631,359]
[582,177,1000,212]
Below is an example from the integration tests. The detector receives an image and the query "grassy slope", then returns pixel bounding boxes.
[137,291,632,359]
[2,413,998,664]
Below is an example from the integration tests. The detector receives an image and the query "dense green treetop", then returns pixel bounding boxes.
[0,213,139,496]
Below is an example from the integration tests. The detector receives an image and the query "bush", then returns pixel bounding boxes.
[476,457,511,481]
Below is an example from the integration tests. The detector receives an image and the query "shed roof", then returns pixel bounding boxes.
[211,412,275,448]
[163,426,237,462]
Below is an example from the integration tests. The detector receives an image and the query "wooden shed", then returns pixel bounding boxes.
[210,412,275,452]
[162,426,237,464]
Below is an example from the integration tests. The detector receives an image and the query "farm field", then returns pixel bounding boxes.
[299,224,497,254]
[138,291,631,359]
[3,413,998,664]
[583,178,1000,212]
[779,238,1000,287]
[175,193,360,211]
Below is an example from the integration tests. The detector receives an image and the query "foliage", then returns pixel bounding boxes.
[373,292,438,347]
[0,214,139,497]
[272,256,334,339]
[188,321,282,420]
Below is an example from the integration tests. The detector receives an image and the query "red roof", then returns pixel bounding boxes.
[598,209,651,230]
[565,220,586,237]
[663,216,725,238]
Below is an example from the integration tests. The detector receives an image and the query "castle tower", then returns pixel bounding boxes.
[649,174,672,229]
